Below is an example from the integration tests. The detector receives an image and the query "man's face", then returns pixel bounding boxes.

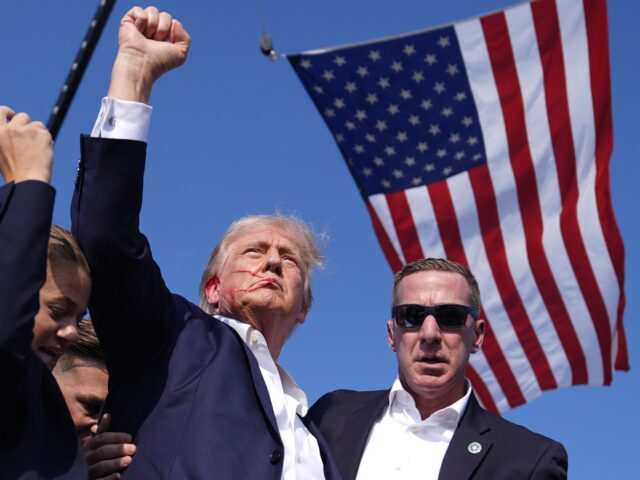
[53,357,108,444]
[33,261,91,370]
[205,226,307,334]
[388,270,484,407]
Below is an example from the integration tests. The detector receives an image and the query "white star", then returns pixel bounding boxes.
[388,104,400,115]
[411,177,423,186]
[323,70,335,81]
[400,89,413,100]
[334,98,346,109]
[374,156,385,166]
[313,85,324,94]
[300,58,313,69]
[417,142,428,152]
[378,77,391,89]
[446,63,459,76]
[345,120,356,130]
[375,120,388,132]
[403,44,416,56]
[429,124,441,135]
[369,50,381,62]
[421,99,433,111]
[438,36,451,48]
[455,151,465,160]
[381,179,392,189]
[396,131,408,142]
[366,133,377,143]
[462,116,474,127]
[442,166,453,176]
[405,156,417,167]
[467,136,478,145]
[385,145,396,156]
[335,133,345,143]
[433,82,446,94]
[449,133,461,143]
[424,53,437,65]
[324,108,336,118]
[366,93,379,104]
[391,61,404,73]
[357,66,369,77]
[334,55,347,66]
[412,71,425,83]
[355,110,367,121]
[408,115,421,126]
[441,107,453,117]
[473,153,482,161]
[436,148,447,158]
[424,163,435,172]
[354,144,365,153]
[345,82,357,93]
[362,167,373,177]
[392,169,404,179]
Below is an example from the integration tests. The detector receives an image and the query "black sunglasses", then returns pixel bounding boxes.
[392,304,479,329]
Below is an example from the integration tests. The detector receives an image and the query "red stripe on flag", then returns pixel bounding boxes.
[466,363,500,413]
[582,0,628,371]
[428,180,526,407]
[366,201,404,273]
[532,0,613,382]
[386,190,425,262]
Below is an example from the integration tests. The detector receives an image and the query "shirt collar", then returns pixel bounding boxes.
[214,314,310,415]
[388,377,472,426]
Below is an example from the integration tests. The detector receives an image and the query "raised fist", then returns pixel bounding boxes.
[0,106,53,184]
[109,6,191,103]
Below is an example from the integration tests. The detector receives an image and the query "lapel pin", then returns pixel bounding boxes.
[467,442,482,454]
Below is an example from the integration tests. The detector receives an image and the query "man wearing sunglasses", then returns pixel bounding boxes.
[308,258,567,479]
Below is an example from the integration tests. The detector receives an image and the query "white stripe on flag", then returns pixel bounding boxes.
[369,194,406,264]
[469,349,508,411]
[404,186,447,260]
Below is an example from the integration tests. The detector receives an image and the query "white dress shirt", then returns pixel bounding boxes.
[355,378,471,480]
[90,98,325,479]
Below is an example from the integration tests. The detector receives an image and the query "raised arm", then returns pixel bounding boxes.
[0,106,55,424]
[71,7,191,379]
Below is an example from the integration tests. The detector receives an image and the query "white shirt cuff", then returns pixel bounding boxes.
[91,97,153,142]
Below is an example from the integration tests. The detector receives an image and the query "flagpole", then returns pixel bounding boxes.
[47,0,117,140]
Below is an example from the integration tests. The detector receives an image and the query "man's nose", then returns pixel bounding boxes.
[264,247,283,272]
[57,320,80,344]
[419,314,442,343]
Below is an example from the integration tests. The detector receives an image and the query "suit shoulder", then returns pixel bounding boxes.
[309,389,387,423]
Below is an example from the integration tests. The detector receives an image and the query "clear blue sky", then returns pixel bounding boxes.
[2,1,637,478]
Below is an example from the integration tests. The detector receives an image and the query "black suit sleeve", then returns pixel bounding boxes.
[71,136,179,380]
[530,440,568,480]
[0,181,55,432]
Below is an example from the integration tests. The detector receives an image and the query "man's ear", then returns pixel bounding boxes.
[387,319,397,352]
[204,275,220,307]
[471,318,485,354]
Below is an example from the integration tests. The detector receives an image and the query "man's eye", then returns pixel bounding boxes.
[49,307,66,321]
[82,401,101,418]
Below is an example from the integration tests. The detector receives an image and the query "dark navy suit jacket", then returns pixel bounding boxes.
[0,181,86,479]
[308,389,568,480]
[71,136,341,479]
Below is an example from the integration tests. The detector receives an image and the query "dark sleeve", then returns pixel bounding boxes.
[0,181,55,424]
[71,136,179,380]
[530,440,568,480]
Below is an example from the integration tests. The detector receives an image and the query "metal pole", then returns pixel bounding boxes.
[47,0,116,140]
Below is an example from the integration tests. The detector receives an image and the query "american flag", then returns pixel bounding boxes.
[289,0,626,412]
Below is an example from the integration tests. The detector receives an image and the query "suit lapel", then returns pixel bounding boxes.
[302,415,343,480]
[338,392,389,480]
[439,393,493,480]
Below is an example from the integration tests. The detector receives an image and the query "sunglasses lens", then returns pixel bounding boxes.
[394,305,425,328]
[434,305,468,327]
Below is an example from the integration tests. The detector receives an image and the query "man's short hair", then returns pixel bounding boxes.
[392,258,481,312]
[56,318,104,371]
[48,225,91,279]
[198,214,324,313]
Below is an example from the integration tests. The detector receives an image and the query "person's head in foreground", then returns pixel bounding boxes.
[199,214,323,360]
[33,225,91,370]
[388,257,485,417]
